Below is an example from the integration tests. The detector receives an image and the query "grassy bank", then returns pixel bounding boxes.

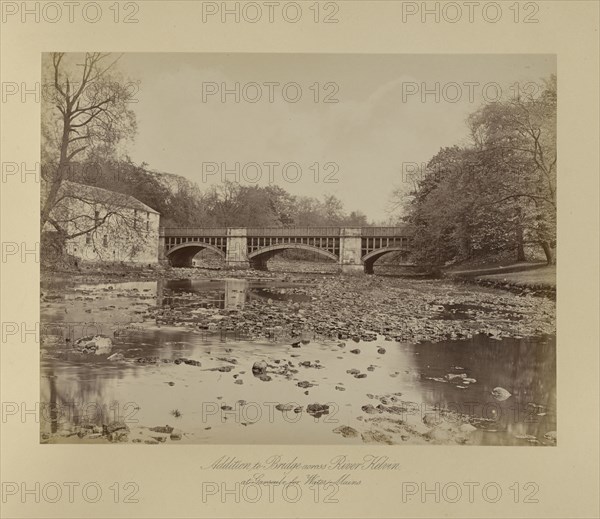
[444,262,556,299]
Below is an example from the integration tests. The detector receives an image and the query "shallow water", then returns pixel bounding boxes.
[40,277,556,445]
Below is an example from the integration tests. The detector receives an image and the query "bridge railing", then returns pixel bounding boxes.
[160,226,410,237]
[361,226,410,236]
[246,227,341,237]
[161,227,228,237]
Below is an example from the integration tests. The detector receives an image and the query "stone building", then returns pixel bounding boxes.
[48,181,160,264]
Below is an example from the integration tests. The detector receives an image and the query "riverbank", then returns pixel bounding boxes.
[444,262,556,300]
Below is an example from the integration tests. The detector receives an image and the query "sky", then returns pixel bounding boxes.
[114,53,555,222]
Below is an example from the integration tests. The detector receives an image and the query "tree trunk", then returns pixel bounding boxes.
[541,241,555,265]
[516,238,526,262]
[515,209,526,262]
[459,217,472,261]
[41,112,71,228]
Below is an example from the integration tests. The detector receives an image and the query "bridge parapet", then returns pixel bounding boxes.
[361,227,408,236]
[161,227,228,237]
[161,226,409,238]
[246,227,342,237]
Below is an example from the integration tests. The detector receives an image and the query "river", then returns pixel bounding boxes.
[40,275,556,446]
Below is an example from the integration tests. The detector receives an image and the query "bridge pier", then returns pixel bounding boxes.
[225,228,250,269]
[158,234,166,261]
[341,264,365,274]
[157,234,171,266]
[339,227,364,274]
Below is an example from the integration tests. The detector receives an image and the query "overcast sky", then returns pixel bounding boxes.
[117,53,555,222]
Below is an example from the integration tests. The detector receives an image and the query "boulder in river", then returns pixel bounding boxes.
[105,421,129,434]
[361,430,393,444]
[306,403,330,418]
[170,429,183,440]
[491,387,512,401]
[333,425,359,438]
[74,335,112,355]
[445,373,467,381]
[108,430,129,442]
[422,413,442,426]
[252,360,268,375]
[150,425,174,434]
[361,404,381,415]
[425,427,452,442]
[275,404,294,412]
[213,366,234,372]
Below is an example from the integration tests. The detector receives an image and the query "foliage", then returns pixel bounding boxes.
[403,75,556,265]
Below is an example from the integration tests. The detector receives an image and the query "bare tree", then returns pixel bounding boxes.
[41,53,137,229]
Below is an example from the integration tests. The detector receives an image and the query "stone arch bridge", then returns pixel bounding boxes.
[160,227,412,274]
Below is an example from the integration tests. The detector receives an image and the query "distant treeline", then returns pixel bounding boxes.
[50,160,371,229]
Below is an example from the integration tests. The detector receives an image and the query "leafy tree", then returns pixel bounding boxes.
[402,76,556,266]
[468,75,556,263]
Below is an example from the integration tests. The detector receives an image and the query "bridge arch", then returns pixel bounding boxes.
[247,243,338,270]
[165,241,226,267]
[361,246,411,274]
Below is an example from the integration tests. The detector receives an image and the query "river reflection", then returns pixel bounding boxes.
[40,278,556,445]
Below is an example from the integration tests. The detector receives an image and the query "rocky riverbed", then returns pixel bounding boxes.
[148,274,555,343]
[40,270,556,446]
